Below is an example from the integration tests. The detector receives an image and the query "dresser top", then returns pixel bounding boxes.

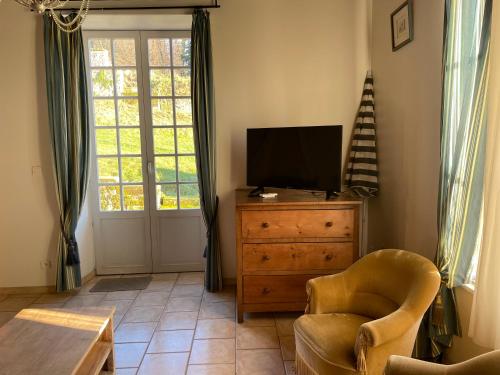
[235,188,364,207]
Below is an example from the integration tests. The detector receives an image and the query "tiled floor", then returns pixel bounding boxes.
[0,272,299,375]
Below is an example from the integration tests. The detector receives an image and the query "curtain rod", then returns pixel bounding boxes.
[53,0,219,12]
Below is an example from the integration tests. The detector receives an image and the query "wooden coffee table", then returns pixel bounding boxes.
[0,307,115,375]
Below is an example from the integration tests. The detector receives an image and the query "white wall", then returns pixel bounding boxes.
[369,0,443,260]
[211,0,371,279]
[0,1,95,288]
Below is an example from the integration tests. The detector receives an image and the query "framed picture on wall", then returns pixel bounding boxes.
[391,0,413,51]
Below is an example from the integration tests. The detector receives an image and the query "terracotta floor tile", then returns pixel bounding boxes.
[133,291,169,307]
[115,322,156,343]
[147,329,194,353]
[64,294,104,308]
[124,306,163,323]
[34,293,72,304]
[242,312,276,327]
[0,311,17,327]
[195,318,235,339]
[137,352,189,375]
[152,273,179,281]
[144,280,175,293]
[104,290,140,301]
[177,272,204,285]
[236,349,285,375]
[189,339,236,364]
[99,299,133,316]
[203,287,236,303]
[186,364,236,375]
[279,336,296,361]
[166,296,201,312]
[171,284,204,298]
[274,312,301,336]
[158,311,198,330]
[236,325,280,349]
[115,369,137,375]
[0,296,39,312]
[114,343,148,368]
[199,302,235,319]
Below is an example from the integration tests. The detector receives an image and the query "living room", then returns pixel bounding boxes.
[0,0,499,374]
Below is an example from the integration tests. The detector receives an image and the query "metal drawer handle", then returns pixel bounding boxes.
[325,221,333,227]
[261,222,270,228]
[262,287,271,295]
[262,255,271,261]
[325,254,333,261]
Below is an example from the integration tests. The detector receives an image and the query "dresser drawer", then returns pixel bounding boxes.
[242,242,354,272]
[243,275,315,304]
[241,209,354,239]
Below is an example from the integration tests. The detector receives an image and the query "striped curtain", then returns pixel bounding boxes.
[43,14,90,292]
[345,72,379,197]
[414,0,491,359]
[191,10,222,292]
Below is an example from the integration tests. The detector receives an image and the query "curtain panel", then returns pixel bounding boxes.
[191,10,222,292]
[469,0,500,350]
[415,0,492,359]
[43,14,90,292]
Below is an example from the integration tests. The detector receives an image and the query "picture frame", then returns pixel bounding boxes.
[391,0,413,51]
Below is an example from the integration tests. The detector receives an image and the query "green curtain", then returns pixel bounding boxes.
[191,10,222,292]
[43,14,90,292]
[414,0,491,360]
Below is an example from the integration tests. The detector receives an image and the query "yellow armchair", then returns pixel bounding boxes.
[294,249,441,375]
[385,350,500,375]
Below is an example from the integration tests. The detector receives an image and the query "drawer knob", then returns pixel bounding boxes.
[261,222,270,228]
[325,221,333,227]
[325,254,333,261]
[262,287,271,295]
[262,255,271,261]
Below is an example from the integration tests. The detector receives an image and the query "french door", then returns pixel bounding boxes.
[83,30,206,275]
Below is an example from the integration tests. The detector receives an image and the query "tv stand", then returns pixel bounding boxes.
[326,190,340,200]
[248,186,265,197]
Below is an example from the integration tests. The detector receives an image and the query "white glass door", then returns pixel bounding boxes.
[142,31,205,273]
[84,30,204,275]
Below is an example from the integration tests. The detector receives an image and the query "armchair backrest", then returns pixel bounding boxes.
[342,249,441,320]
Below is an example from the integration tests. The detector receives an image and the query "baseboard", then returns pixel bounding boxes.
[0,269,97,295]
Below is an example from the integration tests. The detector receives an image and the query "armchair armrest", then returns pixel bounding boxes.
[306,273,348,314]
[357,309,416,348]
[384,355,445,375]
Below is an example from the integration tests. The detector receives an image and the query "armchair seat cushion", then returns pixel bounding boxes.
[295,313,373,374]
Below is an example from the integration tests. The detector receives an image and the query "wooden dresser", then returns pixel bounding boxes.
[235,188,363,322]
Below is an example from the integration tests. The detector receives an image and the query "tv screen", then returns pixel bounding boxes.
[247,125,342,193]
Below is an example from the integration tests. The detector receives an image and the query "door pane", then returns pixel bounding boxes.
[153,128,175,154]
[172,39,191,66]
[156,184,177,210]
[178,156,197,182]
[92,69,114,96]
[89,39,112,67]
[115,69,138,96]
[152,99,174,125]
[99,185,121,211]
[113,39,136,66]
[175,99,192,125]
[94,99,116,126]
[179,184,200,209]
[177,128,195,154]
[118,99,140,126]
[150,69,172,96]
[121,157,143,183]
[96,129,118,155]
[98,157,119,183]
[119,128,142,154]
[148,39,171,67]
[155,156,176,182]
[123,185,144,211]
[173,69,190,96]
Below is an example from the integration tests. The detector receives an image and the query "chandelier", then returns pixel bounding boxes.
[14,0,91,33]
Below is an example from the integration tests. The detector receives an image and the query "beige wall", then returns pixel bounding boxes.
[0,2,95,288]
[211,0,371,279]
[369,0,443,260]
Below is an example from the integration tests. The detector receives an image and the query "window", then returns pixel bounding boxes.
[86,31,199,212]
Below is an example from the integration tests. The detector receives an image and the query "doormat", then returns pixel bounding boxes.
[89,276,152,293]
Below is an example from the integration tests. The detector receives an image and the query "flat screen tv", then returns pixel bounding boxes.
[246,125,342,197]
